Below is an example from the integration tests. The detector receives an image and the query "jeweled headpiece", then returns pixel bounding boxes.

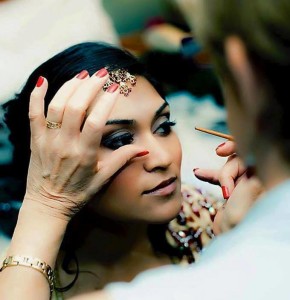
[103,68,137,97]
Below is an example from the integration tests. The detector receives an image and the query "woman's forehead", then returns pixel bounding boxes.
[108,77,169,119]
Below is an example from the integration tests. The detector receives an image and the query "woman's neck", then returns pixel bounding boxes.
[77,215,155,264]
[57,213,171,296]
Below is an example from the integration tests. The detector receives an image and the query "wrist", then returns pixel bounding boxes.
[7,199,69,268]
[23,189,76,222]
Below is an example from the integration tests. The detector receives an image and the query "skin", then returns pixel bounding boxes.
[59,77,183,296]
[89,77,182,224]
[193,37,266,234]
[71,36,271,299]
[194,141,263,234]
[0,70,183,299]
[0,38,269,299]
[66,40,265,296]
[2,73,183,298]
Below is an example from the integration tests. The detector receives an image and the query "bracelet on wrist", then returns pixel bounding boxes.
[0,255,55,295]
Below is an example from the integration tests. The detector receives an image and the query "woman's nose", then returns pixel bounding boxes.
[143,141,172,172]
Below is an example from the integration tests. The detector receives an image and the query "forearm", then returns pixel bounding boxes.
[0,199,68,300]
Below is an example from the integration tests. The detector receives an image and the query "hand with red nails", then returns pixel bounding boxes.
[193,141,264,234]
[194,141,243,197]
[25,71,148,221]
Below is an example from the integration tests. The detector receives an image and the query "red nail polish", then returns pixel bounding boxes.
[135,151,149,158]
[76,70,89,79]
[221,186,230,200]
[193,168,199,172]
[107,83,119,93]
[96,68,108,78]
[216,142,226,151]
[36,76,44,87]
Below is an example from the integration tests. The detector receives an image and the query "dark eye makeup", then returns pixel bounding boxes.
[101,113,176,151]
[153,120,176,136]
[102,131,134,150]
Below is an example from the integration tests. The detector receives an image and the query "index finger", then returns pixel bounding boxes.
[80,83,120,150]
[219,155,246,198]
[29,76,48,139]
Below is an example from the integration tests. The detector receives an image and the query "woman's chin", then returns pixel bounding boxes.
[148,194,183,224]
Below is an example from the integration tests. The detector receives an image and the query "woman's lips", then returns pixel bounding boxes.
[143,177,177,196]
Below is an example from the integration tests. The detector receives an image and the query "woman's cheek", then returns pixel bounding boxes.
[171,133,182,169]
[104,162,140,199]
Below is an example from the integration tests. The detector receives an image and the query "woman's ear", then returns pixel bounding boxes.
[224,36,262,117]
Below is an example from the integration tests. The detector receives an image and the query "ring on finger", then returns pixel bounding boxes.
[46,120,62,129]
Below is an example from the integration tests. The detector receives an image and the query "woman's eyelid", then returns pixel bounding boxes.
[102,128,134,142]
[158,111,170,119]
[152,112,171,131]
[101,130,135,150]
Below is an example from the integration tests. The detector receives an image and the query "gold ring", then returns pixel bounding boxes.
[46,120,62,129]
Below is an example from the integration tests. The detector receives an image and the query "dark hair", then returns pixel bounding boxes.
[3,42,165,183]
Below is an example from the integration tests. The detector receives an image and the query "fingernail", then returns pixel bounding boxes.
[193,168,199,173]
[107,83,119,93]
[216,142,226,151]
[36,76,44,87]
[95,68,108,78]
[221,186,230,200]
[135,151,149,158]
[76,70,89,79]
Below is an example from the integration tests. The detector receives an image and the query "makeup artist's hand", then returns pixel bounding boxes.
[194,141,245,197]
[24,71,147,222]
[213,175,263,234]
[193,141,264,234]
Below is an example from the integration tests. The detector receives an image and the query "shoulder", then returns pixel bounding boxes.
[105,238,290,300]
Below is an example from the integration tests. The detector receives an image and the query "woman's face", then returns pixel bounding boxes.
[90,77,182,224]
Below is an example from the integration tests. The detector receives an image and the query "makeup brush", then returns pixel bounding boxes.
[195,126,234,141]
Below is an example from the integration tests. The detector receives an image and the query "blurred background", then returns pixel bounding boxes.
[0,0,228,249]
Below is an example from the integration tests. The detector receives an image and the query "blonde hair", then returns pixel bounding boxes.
[192,0,290,157]
[193,0,290,72]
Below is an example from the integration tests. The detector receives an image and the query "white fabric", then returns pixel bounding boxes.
[106,179,290,299]
[168,91,227,198]
[0,0,119,104]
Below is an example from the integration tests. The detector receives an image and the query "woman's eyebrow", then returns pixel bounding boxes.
[155,102,169,117]
[105,119,134,125]
[105,103,169,126]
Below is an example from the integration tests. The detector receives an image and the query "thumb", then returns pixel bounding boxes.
[215,141,236,157]
[218,154,246,199]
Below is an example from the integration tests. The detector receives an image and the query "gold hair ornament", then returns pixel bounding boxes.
[103,68,137,97]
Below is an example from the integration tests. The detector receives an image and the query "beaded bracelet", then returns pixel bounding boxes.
[0,255,55,295]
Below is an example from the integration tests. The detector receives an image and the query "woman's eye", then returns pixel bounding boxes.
[154,120,176,136]
[102,132,134,150]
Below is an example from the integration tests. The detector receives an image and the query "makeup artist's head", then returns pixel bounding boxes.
[4,42,183,224]
[193,0,290,187]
